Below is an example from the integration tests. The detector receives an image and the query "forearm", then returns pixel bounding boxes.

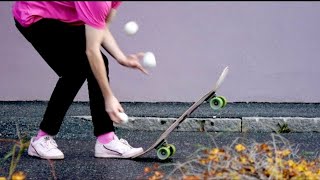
[101,28,126,63]
[86,49,113,99]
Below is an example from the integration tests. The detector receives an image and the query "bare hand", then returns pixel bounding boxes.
[118,52,149,75]
[104,95,124,124]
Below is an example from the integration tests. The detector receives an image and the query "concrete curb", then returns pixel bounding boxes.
[242,117,320,133]
[72,116,320,133]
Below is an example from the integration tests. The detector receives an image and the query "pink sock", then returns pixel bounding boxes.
[35,129,48,140]
[97,132,115,144]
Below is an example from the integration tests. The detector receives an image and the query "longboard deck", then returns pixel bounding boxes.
[132,66,229,159]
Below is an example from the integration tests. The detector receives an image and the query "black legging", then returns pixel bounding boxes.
[14,18,115,136]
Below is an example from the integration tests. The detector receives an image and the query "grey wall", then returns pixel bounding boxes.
[1,1,320,102]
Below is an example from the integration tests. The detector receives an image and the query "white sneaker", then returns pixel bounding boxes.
[28,135,64,159]
[95,135,143,158]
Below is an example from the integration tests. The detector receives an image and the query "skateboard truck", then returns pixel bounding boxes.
[206,92,216,102]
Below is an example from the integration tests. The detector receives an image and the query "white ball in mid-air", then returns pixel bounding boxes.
[118,112,129,124]
[124,21,139,35]
[143,52,157,68]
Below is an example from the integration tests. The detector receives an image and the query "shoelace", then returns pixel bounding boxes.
[119,139,133,149]
[43,136,58,149]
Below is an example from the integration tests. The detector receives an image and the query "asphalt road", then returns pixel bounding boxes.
[1,101,320,179]
[1,129,320,179]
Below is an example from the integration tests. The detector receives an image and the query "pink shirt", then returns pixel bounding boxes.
[12,1,121,29]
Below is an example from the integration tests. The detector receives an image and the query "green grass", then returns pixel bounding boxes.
[0,124,29,180]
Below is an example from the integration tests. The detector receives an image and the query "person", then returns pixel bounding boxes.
[12,1,148,159]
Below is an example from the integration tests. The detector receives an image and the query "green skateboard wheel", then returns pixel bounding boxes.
[218,96,227,107]
[167,144,176,156]
[209,97,224,110]
[157,147,171,160]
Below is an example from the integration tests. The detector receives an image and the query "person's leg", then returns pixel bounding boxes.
[40,73,87,135]
[15,19,89,159]
[15,19,88,136]
[87,53,115,136]
[88,51,144,158]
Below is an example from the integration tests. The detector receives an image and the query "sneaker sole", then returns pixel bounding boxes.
[95,149,143,159]
[28,146,64,160]
[94,154,129,158]
[28,153,65,160]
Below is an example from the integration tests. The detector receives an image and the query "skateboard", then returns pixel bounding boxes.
[131,66,229,160]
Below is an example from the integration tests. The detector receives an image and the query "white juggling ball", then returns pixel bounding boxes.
[124,21,139,35]
[118,112,129,124]
[143,52,157,68]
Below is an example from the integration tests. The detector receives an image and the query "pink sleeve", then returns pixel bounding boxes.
[111,1,122,9]
[74,2,109,29]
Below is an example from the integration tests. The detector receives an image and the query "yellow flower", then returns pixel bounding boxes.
[230,172,241,180]
[154,171,164,179]
[210,148,220,155]
[235,144,246,152]
[282,149,291,157]
[296,164,306,172]
[267,158,274,164]
[300,159,307,166]
[275,158,284,167]
[239,168,246,174]
[239,156,248,164]
[287,160,296,167]
[304,171,313,177]
[144,167,152,174]
[199,158,208,165]
[12,171,26,180]
[276,149,291,157]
